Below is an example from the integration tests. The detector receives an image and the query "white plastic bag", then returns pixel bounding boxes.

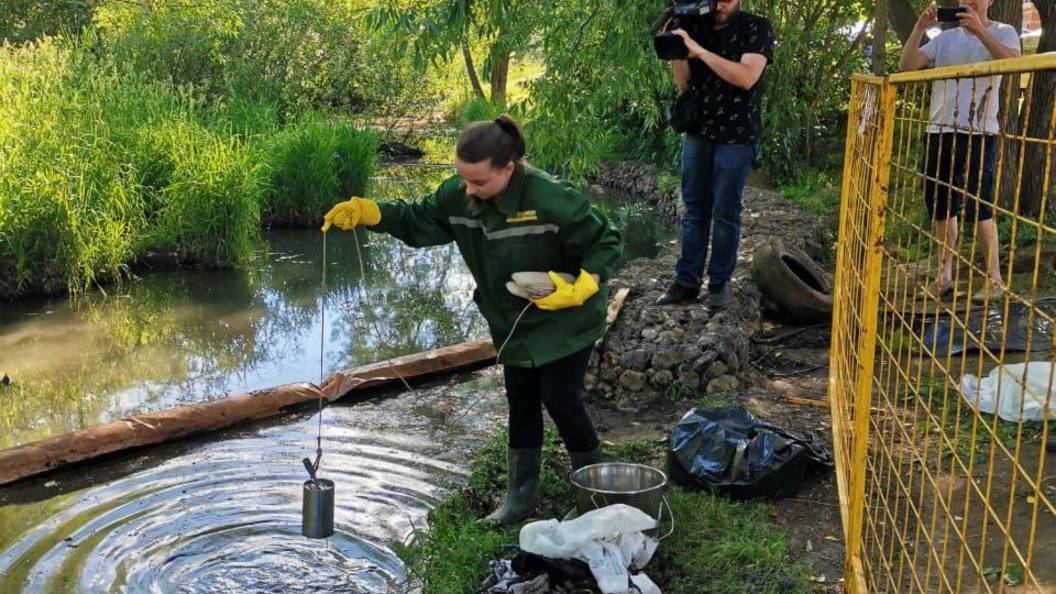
[960,362,1056,422]
[519,504,660,594]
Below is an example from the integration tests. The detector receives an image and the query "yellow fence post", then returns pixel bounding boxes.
[846,78,897,593]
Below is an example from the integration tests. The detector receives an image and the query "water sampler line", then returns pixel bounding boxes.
[302,224,532,538]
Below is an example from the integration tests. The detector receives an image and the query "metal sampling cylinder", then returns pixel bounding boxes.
[302,478,335,539]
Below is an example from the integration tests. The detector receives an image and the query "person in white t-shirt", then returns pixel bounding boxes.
[899,1,1021,301]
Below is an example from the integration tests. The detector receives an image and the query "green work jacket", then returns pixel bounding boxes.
[372,166,623,367]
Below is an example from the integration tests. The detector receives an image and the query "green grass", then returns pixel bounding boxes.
[256,117,379,228]
[399,429,812,593]
[914,374,1056,463]
[776,168,841,217]
[0,38,379,299]
[448,96,507,130]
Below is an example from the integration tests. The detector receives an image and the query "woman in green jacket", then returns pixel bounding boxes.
[322,115,623,525]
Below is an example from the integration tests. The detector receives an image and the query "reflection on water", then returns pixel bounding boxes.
[0,163,664,450]
[0,230,486,449]
[0,370,507,594]
[0,166,487,449]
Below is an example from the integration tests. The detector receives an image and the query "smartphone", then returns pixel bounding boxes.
[937,6,968,23]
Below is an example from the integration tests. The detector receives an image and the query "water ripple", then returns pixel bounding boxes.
[0,370,506,594]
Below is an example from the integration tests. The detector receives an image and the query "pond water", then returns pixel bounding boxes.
[0,370,507,593]
[0,162,665,593]
[0,164,661,450]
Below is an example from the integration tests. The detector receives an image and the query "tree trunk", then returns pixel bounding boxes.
[889,0,920,44]
[462,41,487,100]
[994,0,1026,211]
[488,46,510,107]
[873,0,890,74]
[992,0,1025,29]
[1020,0,1055,216]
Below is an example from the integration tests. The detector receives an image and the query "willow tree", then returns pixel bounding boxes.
[368,0,538,106]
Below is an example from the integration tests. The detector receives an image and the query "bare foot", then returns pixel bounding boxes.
[921,278,953,299]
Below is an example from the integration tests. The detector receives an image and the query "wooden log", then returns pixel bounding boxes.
[0,339,496,486]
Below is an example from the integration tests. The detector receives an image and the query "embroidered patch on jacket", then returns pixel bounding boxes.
[505,210,538,223]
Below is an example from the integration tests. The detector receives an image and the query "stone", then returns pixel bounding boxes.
[619,370,647,392]
[693,351,719,373]
[588,351,600,368]
[706,360,728,380]
[584,372,597,387]
[651,349,681,370]
[689,307,709,321]
[641,328,659,341]
[600,366,619,382]
[651,370,674,387]
[707,375,739,394]
[657,330,682,345]
[677,370,701,387]
[619,349,652,372]
[725,351,741,373]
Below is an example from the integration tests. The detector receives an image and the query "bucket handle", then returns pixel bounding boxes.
[590,491,610,509]
[590,492,675,541]
[657,495,675,541]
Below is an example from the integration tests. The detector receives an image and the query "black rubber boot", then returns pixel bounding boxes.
[655,283,699,306]
[482,448,542,526]
[569,445,604,471]
[708,282,733,310]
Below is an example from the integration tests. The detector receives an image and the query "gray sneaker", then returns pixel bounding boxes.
[708,283,733,310]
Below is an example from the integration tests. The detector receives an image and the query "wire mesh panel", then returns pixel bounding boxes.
[832,54,1056,593]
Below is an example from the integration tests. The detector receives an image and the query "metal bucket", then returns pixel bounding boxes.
[302,478,335,539]
[570,463,673,539]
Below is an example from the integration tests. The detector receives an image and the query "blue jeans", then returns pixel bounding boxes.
[675,135,754,291]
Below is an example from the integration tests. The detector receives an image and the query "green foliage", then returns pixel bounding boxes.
[521,0,672,180]
[397,496,510,594]
[777,169,842,217]
[449,96,506,129]
[369,0,540,105]
[94,0,380,112]
[256,118,379,227]
[755,1,871,182]
[509,0,873,183]
[1,0,101,43]
[0,37,379,298]
[0,38,168,297]
[139,122,264,267]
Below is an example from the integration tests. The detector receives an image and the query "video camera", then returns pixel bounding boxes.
[651,0,716,60]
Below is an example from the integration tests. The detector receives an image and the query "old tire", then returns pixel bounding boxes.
[751,239,833,324]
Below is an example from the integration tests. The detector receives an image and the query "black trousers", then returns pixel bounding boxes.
[503,346,600,453]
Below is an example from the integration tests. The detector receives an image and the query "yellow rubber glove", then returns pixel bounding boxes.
[321,197,381,232]
[531,269,599,311]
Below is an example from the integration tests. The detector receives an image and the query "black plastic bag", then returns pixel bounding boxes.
[920,301,1053,357]
[666,407,834,500]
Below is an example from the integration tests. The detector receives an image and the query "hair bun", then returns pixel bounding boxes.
[493,115,515,135]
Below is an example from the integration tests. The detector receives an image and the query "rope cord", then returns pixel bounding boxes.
[307,223,534,472]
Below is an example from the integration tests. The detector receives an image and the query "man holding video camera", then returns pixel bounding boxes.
[654,0,774,309]
[898,1,1020,302]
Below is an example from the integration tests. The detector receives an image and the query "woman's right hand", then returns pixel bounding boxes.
[915,3,938,32]
[322,197,381,232]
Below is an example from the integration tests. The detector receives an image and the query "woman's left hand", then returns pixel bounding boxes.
[531,270,599,311]
[671,29,706,60]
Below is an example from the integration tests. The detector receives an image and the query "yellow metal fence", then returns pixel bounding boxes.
[831,54,1056,593]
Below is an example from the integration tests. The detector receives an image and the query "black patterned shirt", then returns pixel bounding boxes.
[687,12,775,144]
